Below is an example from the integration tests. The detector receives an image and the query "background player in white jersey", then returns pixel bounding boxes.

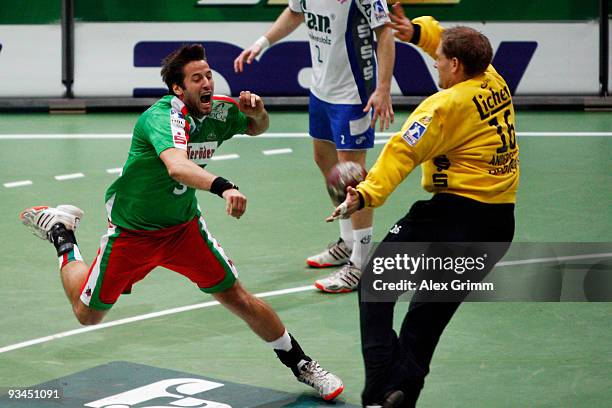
[234,0,395,293]
[19,44,343,402]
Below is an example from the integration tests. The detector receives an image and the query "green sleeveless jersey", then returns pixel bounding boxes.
[105,95,248,230]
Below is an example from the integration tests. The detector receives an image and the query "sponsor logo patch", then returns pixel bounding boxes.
[402,120,428,146]
[209,103,230,122]
[187,142,218,165]
[373,0,388,22]
[170,106,189,147]
[173,132,187,146]
[171,116,185,128]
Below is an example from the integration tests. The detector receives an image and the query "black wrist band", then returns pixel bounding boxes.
[411,24,421,45]
[357,190,365,210]
[210,176,238,197]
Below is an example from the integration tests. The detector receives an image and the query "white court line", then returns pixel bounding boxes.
[0,134,133,139]
[0,285,315,355]
[1,252,610,355]
[54,173,85,181]
[211,153,240,161]
[263,148,293,155]
[0,132,611,140]
[519,132,612,137]
[3,180,33,188]
[496,252,612,267]
[106,168,123,174]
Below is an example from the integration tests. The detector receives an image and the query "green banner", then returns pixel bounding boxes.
[0,0,601,24]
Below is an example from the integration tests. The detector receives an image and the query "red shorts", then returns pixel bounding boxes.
[80,216,238,310]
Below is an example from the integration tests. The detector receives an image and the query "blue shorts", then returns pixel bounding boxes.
[309,93,375,150]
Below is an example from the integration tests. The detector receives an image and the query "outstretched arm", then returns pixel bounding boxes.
[160,148,246,219]
[234,7,304,73]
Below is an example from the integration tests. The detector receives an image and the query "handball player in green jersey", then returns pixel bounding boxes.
[20,44,344,401]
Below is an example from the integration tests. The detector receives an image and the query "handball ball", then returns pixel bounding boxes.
[326,161,367,206]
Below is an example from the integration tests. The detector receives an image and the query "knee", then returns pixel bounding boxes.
[313,148,340,176]
[216,283,257,313]
[313,152,331,175]
[75,313,102,326]
[73,304,105,326]
[226,291,256,313]
[338,151,366,168]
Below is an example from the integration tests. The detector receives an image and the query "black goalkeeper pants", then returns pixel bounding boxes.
[359,193,515,406]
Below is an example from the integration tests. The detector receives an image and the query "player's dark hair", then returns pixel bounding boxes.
[441,26,492,78]
[161,44,207,95]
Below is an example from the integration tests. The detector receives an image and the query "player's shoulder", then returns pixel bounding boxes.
[356,0,390,23]
[137,95,186,132]
[419,89,452,116]
[484,65,511,92]
[212,95,239,107]
[141,95,183,120]
[208,95,242,122]
[437,78,488,114]
[449,69,510,108]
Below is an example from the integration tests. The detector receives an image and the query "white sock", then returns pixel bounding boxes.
[268,329,292,351]
[350,227,373,269]
[58,244,83,269]
[339,218,354,247]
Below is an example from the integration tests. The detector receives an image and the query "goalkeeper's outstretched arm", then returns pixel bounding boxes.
[387,3,443,60]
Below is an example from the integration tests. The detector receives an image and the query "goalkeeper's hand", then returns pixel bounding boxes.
[387,2,415,43]
[326,187,362,222]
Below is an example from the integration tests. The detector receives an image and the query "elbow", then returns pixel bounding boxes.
[166,164,184,182]
[247,118,269,136]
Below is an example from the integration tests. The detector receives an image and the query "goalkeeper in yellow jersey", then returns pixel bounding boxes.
[328,4,519,407]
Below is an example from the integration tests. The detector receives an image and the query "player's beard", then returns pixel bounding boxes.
[185,93,211,118]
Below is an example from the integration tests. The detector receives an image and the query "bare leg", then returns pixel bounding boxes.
[213,281,285,342]
[60,260,107,325]
[312,138,339,185]
[311,141,374,271]
[213,281,344,399]
[313,139,376,228]
[337,150,374,230]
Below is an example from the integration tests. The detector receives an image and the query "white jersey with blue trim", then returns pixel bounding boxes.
[288,0,390,105]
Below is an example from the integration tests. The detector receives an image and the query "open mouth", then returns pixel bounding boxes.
[200,93,212,104]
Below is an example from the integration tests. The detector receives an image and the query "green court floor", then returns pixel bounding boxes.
[0,110,611,407]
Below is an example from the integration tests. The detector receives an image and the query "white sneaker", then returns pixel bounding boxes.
[306,238,352,268]
[296,359,344,401]
[19,205,84,241]
[314,262,361,293]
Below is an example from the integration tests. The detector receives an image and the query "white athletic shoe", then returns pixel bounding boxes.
[306,238,352,268]
[19,205,84,241]
[314,262,362,293]
[296,359,344,401]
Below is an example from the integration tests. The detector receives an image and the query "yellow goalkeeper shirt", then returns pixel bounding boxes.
[358,16,519,207]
